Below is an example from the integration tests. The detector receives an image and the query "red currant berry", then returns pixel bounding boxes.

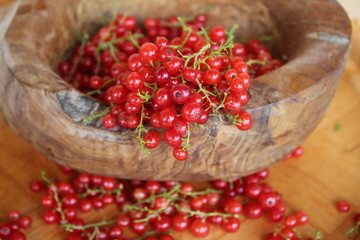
[258,192,278,210]
[143,131,161,149]
[222,217,240,233]
[204,69,221,85]
[139,42,159,64]
[164,129,182,147]
[126,72,145,92]
[165,57,184,75]
[19,216,32,229]
[181,102,203,123]
[244,202,262,219]
[29,180,44,192]
[8,210,20,221]
[117,215,130,228]
[173,147,188,161]
[79,199,92,213]
[190,219,210,238]
[224,94,242,115]
[153,215,171,233]
[235,111,252,131]
[102,114,117,129]
[159,108,177,129]
[42,210,59,224]
[295,211,309,226]
[336,200,350,213]
[170,83,192,104]
[224,200,242,214]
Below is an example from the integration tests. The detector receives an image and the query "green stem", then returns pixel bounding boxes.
[346,222,360,236]
[81,104,113,124]
[135,105,150,153]
[174,204,234,219]
[246,59,270,66]
[66,219,116,231]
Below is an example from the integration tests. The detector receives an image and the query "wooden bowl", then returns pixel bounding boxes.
[0,0,351,181]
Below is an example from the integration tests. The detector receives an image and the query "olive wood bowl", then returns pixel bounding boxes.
[0,0,351,180]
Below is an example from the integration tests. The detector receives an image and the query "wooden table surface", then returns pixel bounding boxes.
[0,1,360,240]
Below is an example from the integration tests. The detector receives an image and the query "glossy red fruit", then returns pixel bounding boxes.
[159,108,177,129]
[19,216,32,229]
[8,210,20,221]
[172,214,189,232]
[224,94,242,115]
[29,180,44,193]
[172,117,188,135]
[117,215,130,228]
[102,114,117,129]
[164,129,182,147]
[258,192,278,210]
[165,57,184,75]
[154,88,172,108]
[126,72,144,92]
[190,219,210,238]
[143,131,161,149]
[181,102,203,123]
[224,200,242,214]
[131,221,148,235]
[170,83,192,104]
[235,111,252,131]
[111,85,128,104]
[42,210,59,224]
[244,202,262,219]
[153,216,172,233]
[269,209,284,222]
[283,214,297,227]
[204,69,221,85]
[173,147,188,161]
[139,42,158,64]
[295,211,309,226]
[222,217,240,233]
[336,200,351,213]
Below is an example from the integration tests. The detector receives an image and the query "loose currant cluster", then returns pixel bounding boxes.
[28,151,337,240]
[0,210,32,240]
[58,10,282,161]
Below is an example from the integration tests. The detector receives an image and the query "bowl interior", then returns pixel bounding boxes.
[50,0,283,70]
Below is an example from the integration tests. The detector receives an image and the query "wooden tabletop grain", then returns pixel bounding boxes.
[0,0,359,239]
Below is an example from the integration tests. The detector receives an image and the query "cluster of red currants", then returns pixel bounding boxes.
[0,210,32,240]
[28,160,326,240]
[58,11,282,161]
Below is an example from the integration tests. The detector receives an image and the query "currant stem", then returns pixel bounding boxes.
[246,59,270,66]
[70,32,89,77]
[346,222,360,236]
[79,185,122,198]
[135,105,150,153]
[81,104,114,124]
[174,204,234,219]
[314,230,324,240]
[66,219,117,231]
[181,126,191,151]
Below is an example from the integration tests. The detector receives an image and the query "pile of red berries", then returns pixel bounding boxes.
[28,160,325,240]
[58,11,282,161]
[0,210,32,240]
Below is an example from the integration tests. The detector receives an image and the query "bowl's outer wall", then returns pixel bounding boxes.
[0,0,351,180]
